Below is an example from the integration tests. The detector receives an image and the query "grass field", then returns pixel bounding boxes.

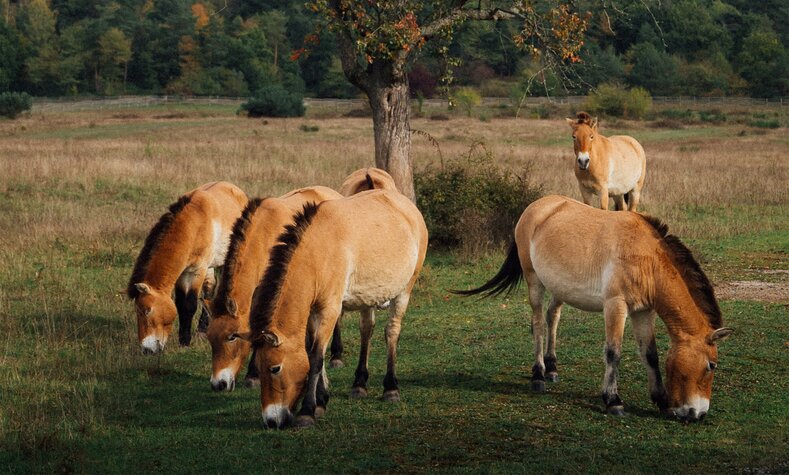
[0,103,787,473]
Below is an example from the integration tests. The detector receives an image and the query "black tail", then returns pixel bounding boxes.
[452,242,523,298]
[365,172,375,190]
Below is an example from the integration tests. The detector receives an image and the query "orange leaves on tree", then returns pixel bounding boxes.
[191,3,210,30]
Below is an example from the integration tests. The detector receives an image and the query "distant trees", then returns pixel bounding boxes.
[0,0,783,101]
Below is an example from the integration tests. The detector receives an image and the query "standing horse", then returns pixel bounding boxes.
[128,181,247,354]
[456,195,732,422]
[566,112,646,211]
[206,186,342,391]
[241,190,428,429]
[339,167,398,196]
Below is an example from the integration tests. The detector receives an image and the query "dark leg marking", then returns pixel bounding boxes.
[645,341,668,411]
[296,347,325,427]
[175,288,197,346]
[329,322,344,368]
[244,348,260,386]
[602,346,624,415]
[544,355,559,382]
[531,363,546,392]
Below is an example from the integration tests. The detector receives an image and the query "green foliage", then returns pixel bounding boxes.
[240,85,305,118]
[415,146,541,252]
[586,84,652,119]
[0,91,32,119]
[627,43,679,96]
[453,87,482,117]
[748,119,780,129]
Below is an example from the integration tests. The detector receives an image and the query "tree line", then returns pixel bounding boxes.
[0,0,786,99]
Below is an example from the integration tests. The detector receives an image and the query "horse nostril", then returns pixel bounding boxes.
[688,408,697,420]
[212,380,227,391]
[142,347,155,356]
[266,419,278,429]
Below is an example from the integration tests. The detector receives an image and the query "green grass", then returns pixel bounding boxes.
[1,250,787,473]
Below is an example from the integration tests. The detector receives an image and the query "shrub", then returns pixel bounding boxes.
[586,83,652,119]
[415,145,541,255]
[0,92,32,119]
[299,124,319,132]
[453,87,482,117]
[698,109,726,124]
[749,119,780,129]
[239,85,305,118]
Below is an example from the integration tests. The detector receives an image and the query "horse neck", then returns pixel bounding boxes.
[144,212,198,292]
[229,222,282,330]
[269,270,317,341]
[653,260,712,341]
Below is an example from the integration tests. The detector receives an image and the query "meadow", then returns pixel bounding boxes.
[0,102,787,473]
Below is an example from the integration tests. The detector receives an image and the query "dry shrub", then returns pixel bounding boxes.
[415,142,541,257]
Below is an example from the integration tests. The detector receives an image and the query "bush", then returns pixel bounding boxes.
[239,85,305,118]
[586,83,652,119]
[452,87,482,117]
[749,119,780,129]
[415,146,541,255]
[0,92,32,119]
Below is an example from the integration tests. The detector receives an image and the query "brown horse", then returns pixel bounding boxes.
[128,181,247,354]
[566,112,646,211]
[339,167,398,196]
[456,195,732,422]
[241,190,428,429]
[206,186,342,391]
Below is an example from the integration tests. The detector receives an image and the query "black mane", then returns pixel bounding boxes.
[212,197,267,316]
[641,215,722,329]
[248,202,321,342]
[127,195,192,299]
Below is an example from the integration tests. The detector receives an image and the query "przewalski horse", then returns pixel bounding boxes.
[206,186,343,392]
[339,167,398,196]
[566,112,646,211]
[128,181,248,354]
[455,195,732,422]
[241,190,428,429]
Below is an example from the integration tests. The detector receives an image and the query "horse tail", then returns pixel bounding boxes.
[365,171,375,190]
[452,242,523,298]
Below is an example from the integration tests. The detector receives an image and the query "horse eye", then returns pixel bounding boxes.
[572,135,576,140]
[227,334,238,342]
[707,361,717,371]
[590,135,595,139]
[270,365,282,375]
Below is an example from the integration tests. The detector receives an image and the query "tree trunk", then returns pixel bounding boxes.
[365,66,414,202]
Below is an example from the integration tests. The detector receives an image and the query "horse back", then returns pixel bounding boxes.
[516,195,658,310]
[280,185,343,209]
[183,182,248,268]
[339,167,398,196]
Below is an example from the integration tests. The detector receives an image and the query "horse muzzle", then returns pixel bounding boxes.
[263,404,292,430]
[210,368,236,392]
[577,156,590,170]
[671,397,710,423]
[141,336,164,355]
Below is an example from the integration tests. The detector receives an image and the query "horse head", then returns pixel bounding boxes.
[206,297,250,392]
[244,330,310,429]
[566,111,599,171]
[133,283,176,355]
[665,327,733,422]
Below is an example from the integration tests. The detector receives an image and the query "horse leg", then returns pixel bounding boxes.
[544,297,563,383]
[631,310,668,413]
[613,195,625,211]
[382,294,410,402]
[579,186,595,207]
[295,308,339,428]
[244,348,260,387]
[601,297,628,415]
[174,287,191,346]
[351,307,375,398]
[197,268,216,334]
[627,189,641,212]
[329,312,344,368]
[599,186,610,210]
[526,273,547,392]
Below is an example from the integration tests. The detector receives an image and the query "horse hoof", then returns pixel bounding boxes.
[546,373,560,383]
[382,390,401,403]
[294,415,316,428]
[531,380,546,393]
[314,406,326,419]
[351,387,368,399]
[329,359,345,369]
[606,405,626,416]
[244,377,260,388]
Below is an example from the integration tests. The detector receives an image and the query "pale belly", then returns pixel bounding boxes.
[531,249,608,313]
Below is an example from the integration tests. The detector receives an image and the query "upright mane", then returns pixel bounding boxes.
[127,195,191,299]
[640,215,722,329]
[212,197,267,316]
[248,202,321,340]
[576,111,593,125]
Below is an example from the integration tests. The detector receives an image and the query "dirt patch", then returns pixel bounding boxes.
[715,280,789,304]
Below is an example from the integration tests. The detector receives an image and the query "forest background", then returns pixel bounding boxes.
[0,0,786,100]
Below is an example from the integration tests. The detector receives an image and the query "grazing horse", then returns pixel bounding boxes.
[456,195,732,422]
[241,190,427,429]
[339,167,398,196]
[206,186,343,392]
[128,181,248,354]
[566,112,646,211]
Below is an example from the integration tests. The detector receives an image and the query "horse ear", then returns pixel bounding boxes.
[591,117,599,130]
[707,327,734,344]
[135,283,151,295]
[260,331,281,347]
[565,117,576,127]
[226,298,238,317]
